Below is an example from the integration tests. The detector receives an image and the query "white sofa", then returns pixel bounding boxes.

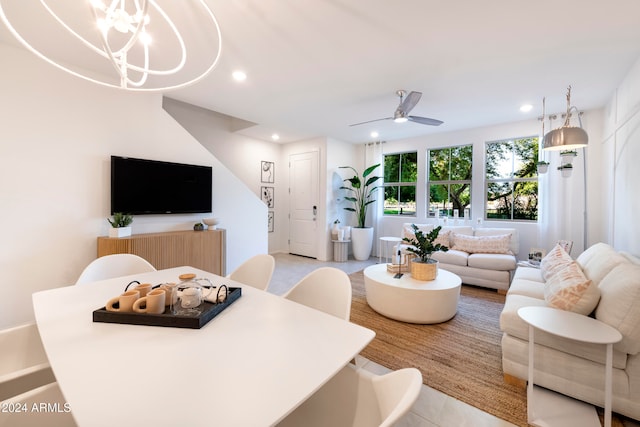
[397,223,519,292]
[500,243,640,421]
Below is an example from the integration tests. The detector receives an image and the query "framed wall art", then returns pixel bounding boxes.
[268,212,274,233]
[261,161,274,183]
[261,186,274,208]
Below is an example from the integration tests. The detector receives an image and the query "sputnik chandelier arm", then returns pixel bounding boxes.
[0,0,222,91]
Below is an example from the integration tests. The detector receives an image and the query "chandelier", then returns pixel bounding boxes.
[0,0,222,91]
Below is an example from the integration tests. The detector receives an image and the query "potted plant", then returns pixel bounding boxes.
[107,212,133,238]
[558,163,573,178]
[560,149,578,158]
[402,224,449,280]
[339,163,381,260]
[536,160,549,174]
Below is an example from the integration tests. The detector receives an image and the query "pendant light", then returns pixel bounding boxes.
[543,86,588,151]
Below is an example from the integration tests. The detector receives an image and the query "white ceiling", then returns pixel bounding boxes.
[2,1,640,144]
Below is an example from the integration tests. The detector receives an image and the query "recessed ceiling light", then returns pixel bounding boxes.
[520,104,533,113]
[271,133,280,141]
[232,70,247,82]
[370,131,379,138]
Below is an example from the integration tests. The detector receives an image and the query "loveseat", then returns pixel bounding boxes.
[500,242,640,421]
[397,223,519,292]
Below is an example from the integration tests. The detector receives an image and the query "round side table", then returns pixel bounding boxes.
[518,306,622,427]
[332,239,350,262]
[378,236,402,263]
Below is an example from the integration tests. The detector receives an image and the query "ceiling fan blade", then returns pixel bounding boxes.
[408,116,444,126]
[349,117,392,127]
[397,91,422,115]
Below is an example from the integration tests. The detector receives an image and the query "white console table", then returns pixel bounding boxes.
[518,306,622,427]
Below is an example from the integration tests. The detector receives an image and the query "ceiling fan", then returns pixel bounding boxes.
[350,90,443,127]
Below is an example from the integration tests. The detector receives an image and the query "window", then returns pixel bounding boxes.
[428,145,472,218]
[383,152,417,216]
[485,136,539,221]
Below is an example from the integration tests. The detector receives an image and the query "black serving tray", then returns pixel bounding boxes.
[93,287,242,329]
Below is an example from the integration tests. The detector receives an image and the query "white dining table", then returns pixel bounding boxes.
[32,266,375,427]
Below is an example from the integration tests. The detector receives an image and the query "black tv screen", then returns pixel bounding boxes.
[111,156,212,215]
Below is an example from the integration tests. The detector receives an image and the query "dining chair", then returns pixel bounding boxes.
[276,364,423,427]
[226,254,275,291]
[75,254,156,285]
[282,267,352,320]
[0,382,77,427]
[0,322,55,401]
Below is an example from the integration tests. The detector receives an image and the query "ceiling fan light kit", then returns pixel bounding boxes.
[0,0,222,91]
[350,89,443,128]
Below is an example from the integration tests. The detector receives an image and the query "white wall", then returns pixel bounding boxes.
[161,98,269,266]
[326,138,358,259]
[0,44,265,329]
[602,56,640,255]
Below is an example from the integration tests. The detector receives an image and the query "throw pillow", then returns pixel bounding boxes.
[451,233,512,254]
[544,261,600,315]
[402,224,433,242]
[540,244,573,281]
[433,230,451,248]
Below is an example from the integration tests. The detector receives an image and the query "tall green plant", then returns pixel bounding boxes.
[339,163,381,228]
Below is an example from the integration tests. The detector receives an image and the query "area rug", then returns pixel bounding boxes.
[348,270,528,426]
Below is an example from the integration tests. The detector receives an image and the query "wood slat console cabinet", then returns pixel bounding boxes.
[97,229,226,276]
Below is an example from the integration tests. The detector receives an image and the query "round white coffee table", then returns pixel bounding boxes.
[363,264,461,324]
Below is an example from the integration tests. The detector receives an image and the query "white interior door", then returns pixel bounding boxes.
[289,151,319,258]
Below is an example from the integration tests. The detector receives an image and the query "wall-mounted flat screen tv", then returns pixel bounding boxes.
[111,155,212,215]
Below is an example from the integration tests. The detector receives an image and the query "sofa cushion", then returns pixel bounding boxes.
[576,243,628,286]
[595,263,640,355]
[431,249,468,267]
[540,244,574,281]
[468,253,516,271]
[475,228,519,255]
[507,279,545,299]
[499,294,548,339]
[452,233,512,254]
[543,261,600,315]
[512,266,544,283]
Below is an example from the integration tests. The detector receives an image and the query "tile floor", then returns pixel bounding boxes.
[268,253,517,427]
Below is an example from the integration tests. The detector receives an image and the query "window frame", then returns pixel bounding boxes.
[382,151,418,217]
[484,136,539,222]
[426,144,473,219]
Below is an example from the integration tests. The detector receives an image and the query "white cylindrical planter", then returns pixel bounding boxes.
[351,227,374,261]
[109,226,131,238]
